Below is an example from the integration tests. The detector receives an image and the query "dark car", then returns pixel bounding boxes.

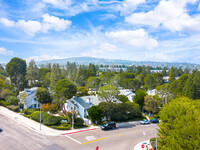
[101,122,116,130]
[150,118,159,123]
[0,126,2,132]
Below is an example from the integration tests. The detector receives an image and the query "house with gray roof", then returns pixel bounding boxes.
[63,95,100,120]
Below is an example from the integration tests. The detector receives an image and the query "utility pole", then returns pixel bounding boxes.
[156,128,158,150]
[40,103,41,131]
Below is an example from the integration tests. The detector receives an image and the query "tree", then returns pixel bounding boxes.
[121,79,141,91]
[88,105,103,124]
[116,94,129,103]
[87,77,100,90]
[161,67,168,76]
[135,74,144,85]
[144,74,155,90]
[153,73,164,87]
[54,79,77,108]
[6,57,27,92]
[144,95,159,114]
[76,69,94,86]
[175,74,188,96]
[0,79,5,92]
[169,66,176,83]
[6,96,20,105]
[133,89,147,109]
[50,64,62,90]
[76,87,89,97]
[35,87,52,104]
[26,59,38,87]
[98,85,119,103]
[158,97,200,149]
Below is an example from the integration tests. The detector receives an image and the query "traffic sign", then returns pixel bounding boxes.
[141,144,145,149]
[96,146,99,150]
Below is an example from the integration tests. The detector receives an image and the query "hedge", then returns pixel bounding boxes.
[43,115,62,126]
[7,105,20,112]
[24,108,37,115]
[0,100,9,107]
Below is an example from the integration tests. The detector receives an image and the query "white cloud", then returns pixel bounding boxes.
[143,53,175,62]
[119,0,146,16]
[0,47,14,55]
[25,55,62,62]
[125,0,200,32]
[105,29,158,50]
[92,43,118,53]
[0,18,15,27]
[42,0,72,9]
[0,14,71,36]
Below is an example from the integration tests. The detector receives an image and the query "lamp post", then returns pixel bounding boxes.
[156,128,158,150]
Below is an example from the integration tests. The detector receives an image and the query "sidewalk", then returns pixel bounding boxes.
[134,140,154,150]
[0,106,100,136]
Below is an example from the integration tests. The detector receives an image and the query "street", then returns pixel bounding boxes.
[0,114,157,150]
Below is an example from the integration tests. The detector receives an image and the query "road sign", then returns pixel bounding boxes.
[96,146,99,150]
[141,144,145,149]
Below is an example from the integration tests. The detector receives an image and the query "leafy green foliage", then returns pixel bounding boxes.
[98,84,119,103]
[144,95,159,114]
[0,100,9,107]
[6,57,27,91]
[54,79,77,107]
[87,77,100,90]
[74,118,84,126]
[133,89,147,108]
[144,74,155,90]
[36,87,52,104]
[43,115,62,126]
[116,94,129,103]
[88,105,103,123]
[158,97,200,149]
[24,108,37,115]
[6,96,20,106]
[76,86,89,97]
[26,59,38,87]
[7,105,20,112]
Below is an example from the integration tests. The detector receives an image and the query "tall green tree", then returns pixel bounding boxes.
[144,95,159,114]
[144,74,155,90]
[87,77,100,90]
[35,87,52,104]
[153,73,164,87]
[6,57,27,92]
[169,66,176,83]
[133,89,147,109]
[158,97,200,149]
[88,105,103,124]
[98,84,119,103]
[161,67,168,76]
[50,64,62,90]
[54,79,77,109]
[26,59,38,87]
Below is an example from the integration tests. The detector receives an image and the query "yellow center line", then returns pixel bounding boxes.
[81,137,108,145]
[133,130,140,132]
[116,134,122,136]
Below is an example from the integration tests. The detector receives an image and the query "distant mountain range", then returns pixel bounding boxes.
[36,57,200,69]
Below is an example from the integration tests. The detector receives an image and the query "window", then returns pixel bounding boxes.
[34,98,37,102]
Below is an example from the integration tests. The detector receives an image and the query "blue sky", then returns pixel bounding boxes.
[0,0,200,64]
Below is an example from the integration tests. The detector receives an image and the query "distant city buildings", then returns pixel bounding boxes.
[99,67,127,72]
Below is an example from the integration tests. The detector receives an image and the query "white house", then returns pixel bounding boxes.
[18,87,40,109]
[147,89,156,96]
[119,89,135,102]
[63,95,100,120]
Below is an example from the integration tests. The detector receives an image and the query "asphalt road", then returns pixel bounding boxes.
[0,114,158,150]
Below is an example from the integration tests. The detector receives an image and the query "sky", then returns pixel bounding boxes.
[0,0,200,64]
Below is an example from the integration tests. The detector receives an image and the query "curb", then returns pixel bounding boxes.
[61,128,97,135]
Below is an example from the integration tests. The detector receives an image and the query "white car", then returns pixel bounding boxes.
[140,119,150,125]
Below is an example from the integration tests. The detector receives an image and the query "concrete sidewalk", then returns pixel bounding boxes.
[0,106,100,136]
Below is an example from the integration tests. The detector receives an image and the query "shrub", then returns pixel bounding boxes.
[49,104,58,114]
[0,100,9,107]
[30,111,49,122]
[41,103,50,112]
[24,108,36,115]
[74,118,84,126]
[50,124,71,130]
[7,105,20,112]
[6,96,19,106]
[43,115,62,126]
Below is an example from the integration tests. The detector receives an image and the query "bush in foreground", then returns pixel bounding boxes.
[7,105,20,112]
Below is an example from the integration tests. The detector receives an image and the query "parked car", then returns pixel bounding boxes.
[140,119,150,125]
[0,126,2,132]
[150,118,159,123]
[101,122,116,130]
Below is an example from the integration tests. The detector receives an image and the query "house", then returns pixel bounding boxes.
[63,95,100,120]
[147,89,156,96]
[119,89,135,102]
[18,87,40,109]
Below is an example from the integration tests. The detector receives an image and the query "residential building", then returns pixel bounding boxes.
[119,89,135,102]
[63,95,100,120]
[18,87,40,109]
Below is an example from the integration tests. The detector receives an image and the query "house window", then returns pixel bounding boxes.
[34,104,37,108]
[34,98,37,102]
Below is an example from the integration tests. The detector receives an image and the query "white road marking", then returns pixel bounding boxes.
[85,136,96,141]
[65,135,82,144]
[143,131,146,135]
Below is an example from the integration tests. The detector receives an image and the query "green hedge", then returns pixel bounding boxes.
[50,125,71,130]
[43,115,62,126]
[30,111,49,122]
[24,108,37,115]
[0,100,9,107]
[75,118,84,126]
